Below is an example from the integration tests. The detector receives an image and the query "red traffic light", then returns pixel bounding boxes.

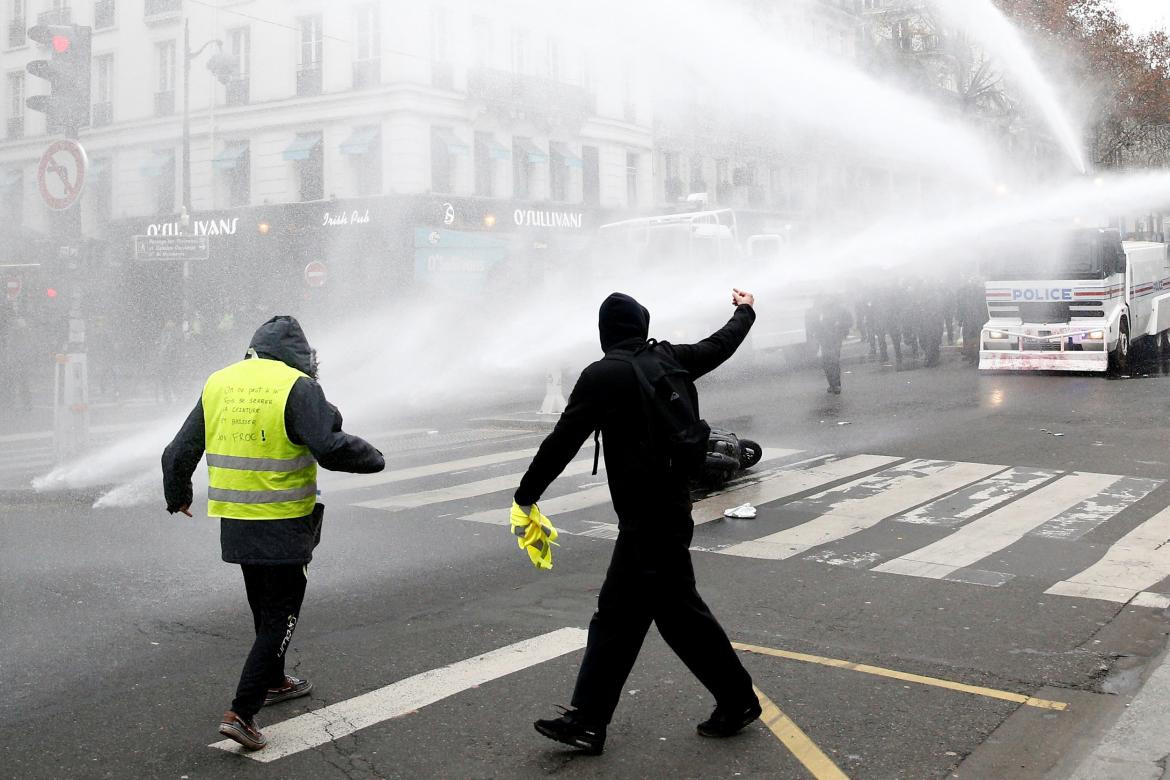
[51,35,70,53]
[45,287,58,298]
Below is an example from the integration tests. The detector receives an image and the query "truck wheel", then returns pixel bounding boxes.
[1109,320,1130,375]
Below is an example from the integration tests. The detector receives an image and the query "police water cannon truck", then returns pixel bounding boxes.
[979,227,1170,373]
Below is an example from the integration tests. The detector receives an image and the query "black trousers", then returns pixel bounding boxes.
[571,527,755,725]
[232,564,308,721]
[820,341,842,390]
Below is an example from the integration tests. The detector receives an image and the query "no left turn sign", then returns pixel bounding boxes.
[37,139,88,211]
[304,261,327,287]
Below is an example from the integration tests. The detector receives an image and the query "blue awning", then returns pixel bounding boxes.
[476,135,511,161]
[283,132,322,161]
[433,128,469,155]
[140,150,174,178]
[515,138,547,164]
[551,141,582,169]
[212,141,249,171]
[340,125,380,156]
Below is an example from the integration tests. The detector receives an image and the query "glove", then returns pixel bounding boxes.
[510,501,559,570]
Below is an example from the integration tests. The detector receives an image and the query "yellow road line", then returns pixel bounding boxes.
[734,642,1068,711]
[754,685,849,780]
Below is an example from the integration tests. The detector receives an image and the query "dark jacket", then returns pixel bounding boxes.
[161,315,384,565]
[514,293,755,535]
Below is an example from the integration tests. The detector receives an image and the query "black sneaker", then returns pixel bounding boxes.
[697,698,763,738]
[534,708,605,754]
[264,675,312,706]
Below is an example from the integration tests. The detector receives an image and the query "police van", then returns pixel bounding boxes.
[979,227,1170,373]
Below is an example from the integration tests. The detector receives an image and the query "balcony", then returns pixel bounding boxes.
[431,60,453,90]
[297,65,322,97]
[226,77,249,106]
[6,116,23,140]
[466,67,595,130]
[352,58,380,89]
[37,7,71,25]
[94,0,115,30]
[92,101,112,126]
[144,0,180,23]
[154,90,174,116]
[7,19,25,48]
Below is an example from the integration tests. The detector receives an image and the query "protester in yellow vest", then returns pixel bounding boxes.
[162,315,384,751]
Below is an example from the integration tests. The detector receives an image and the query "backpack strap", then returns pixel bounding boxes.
[592,429,600,475]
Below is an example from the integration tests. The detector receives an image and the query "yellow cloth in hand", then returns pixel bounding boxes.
[510,501,559,570]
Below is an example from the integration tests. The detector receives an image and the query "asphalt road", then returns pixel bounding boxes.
[4,343,1170,779]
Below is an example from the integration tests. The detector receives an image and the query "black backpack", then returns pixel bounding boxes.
[594,339,711,476]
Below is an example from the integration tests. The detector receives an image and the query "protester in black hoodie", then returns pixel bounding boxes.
[520,289,761,755]
[162,315,383,750]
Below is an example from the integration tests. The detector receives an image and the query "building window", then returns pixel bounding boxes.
[512,137,538,199]
[472,16,492,68]
[226,27,250,105]
[341,126,382,197]
[549,144,566,202]
[94,0,115,30]
[715,158,729,203]
[582,145,599,206]
[431,126,454,193]
[663,151,682,201]
[353,4,379,88]
[7,70,23,139]
[689,153,706,194]
[510,28,527,74]
[91,159,111,221]
[299,147,323,201]
[8,0,25,48]
[92,54,112,126]
[474,131,496,197]
[155,149,175,214]
[212,141,250,207]
[626,152,639,206]
[298,15,323,96]
[155,40,175,116]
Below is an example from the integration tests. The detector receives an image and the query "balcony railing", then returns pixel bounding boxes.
[466,67,595,129]
[144,0,180,22]
[37,7,71,25]
[352,58,380,89]
[154,90,174,116]
[92,101,112,126]
[6,116,23,140]
[297,65,322,97]
[7,19,25,48]
[94,0,115,29]
[431,60,453,90]
[226,77,249,106]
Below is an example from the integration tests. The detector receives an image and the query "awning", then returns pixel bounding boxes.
[0,169,21,191]
[283,132,322,161]
[433,128,469,155]
[550,141,582,169]
[140,150,174,178]
[340,125,380,156]
[515,138,547,164]
[212,141,249,171]
[476,135,511,161]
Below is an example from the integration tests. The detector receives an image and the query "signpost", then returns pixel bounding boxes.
[304,261,327,287]
[37,138,87,211]
[4,278,21,300]
[133,234,210,261]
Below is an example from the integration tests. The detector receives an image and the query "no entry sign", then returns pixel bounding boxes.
[304,261,327,287]
[37,139,88,211]
[4,278,20,300]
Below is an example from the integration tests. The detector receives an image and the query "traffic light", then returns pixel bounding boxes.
[25,24,92,136]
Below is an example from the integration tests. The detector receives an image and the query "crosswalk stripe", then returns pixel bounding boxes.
[1029,476,1162,540]
[1045,507,1170,603]
[209,627,589,761]
[717,459,1000,561]
[897,467,1057,526]
[354,457,598,511]
[873,472,1123,581]
[324,447,540,494]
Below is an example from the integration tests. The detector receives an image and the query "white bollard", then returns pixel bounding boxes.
[538,369,567,415]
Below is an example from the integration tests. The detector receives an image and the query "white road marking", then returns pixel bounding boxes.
[209,627,589,762]
[1029,476,1162,540]
[1045,507,1170,603]
[874,472,1123,581]
[897,467,1054,526]
[325,447,540,493]
[717,459,998,560]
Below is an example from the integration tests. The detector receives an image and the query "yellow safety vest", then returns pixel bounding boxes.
[202,357,318,520]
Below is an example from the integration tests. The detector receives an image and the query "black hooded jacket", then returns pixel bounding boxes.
[161,315,384,565]
[514,293,755,533]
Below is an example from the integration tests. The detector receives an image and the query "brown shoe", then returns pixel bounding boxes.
[265,675,312,706]
[218,711,267,751]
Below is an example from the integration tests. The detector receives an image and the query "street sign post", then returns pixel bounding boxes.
[133,234,210,261]
[304,261,327,287]
[37,139,87,211]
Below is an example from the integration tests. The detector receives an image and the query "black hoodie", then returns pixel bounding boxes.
[161,315,384,565]
[515,294,754,534]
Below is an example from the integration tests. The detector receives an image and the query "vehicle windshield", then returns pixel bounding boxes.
[980,229,1112,281]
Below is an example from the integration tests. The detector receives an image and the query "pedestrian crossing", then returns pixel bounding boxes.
[327,432,1170,608]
